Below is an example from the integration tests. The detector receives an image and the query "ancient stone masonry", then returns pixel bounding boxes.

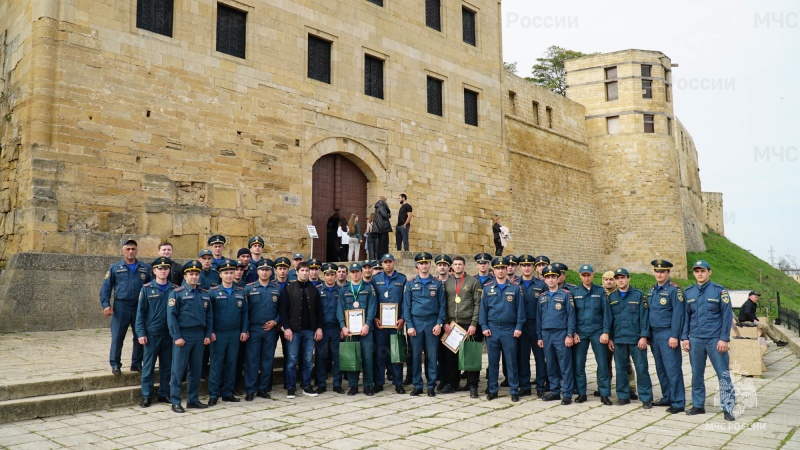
[0,1,723,330]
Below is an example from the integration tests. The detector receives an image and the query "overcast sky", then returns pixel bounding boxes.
[501,0,800,267]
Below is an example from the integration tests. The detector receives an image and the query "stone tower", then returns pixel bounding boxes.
[566,50,688,278]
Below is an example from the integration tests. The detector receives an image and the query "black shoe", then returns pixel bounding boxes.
[561,397,572,405]
[470,387,479,398]
[234,389,244,396]
[172,404,185,413]
[724,411,736,421]
[222,396,240,402]
[347,387,359,396]
[486,392,498,400]
[616,399,631,406]
[157,396,170,403]
[395,385,406,394]
[140,398,151,408]
[111,368,122,376]
[438,385,454,394]
[187,402,208,409]
[364,387,374,396]
[686,407,706,415]
[130,366,142,373]
[642,401,652,409]
[543,393,561,402]
[373,385,384,393]
[245,393,255,401]
[575,395,587,404]
[256,391,271,399]
[427,389,436,397]
[537,390,546,399]
[601,396,612,406]
[387,372,395,381]
[592,390,600,397]
[520,389,532,397]
[629,390,639,400]
[315,386,327,394]
[287,389,296,399]
[776,341,788,347]
[500,379,510,387]
[208,398,218,406]
[653,399,671,407]
[667,406,685,414]
[403,377,413,386]
[511,394,520,402]
[333,386,345,394]
[461,372,468,379]
[303,387,319,397]
[410,388,423,396]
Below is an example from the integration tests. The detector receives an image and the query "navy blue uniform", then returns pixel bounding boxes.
[683,282,734,412]
[371,270,408,387]
[647,281,686,408]
[243,280,281,394]
[480,281,525,396]
[100,259,152,370]
[536,288,576,398]
[200,268,221,290]
[571,283,612,397]
[608,289,653,402]
[167,283,213,406]
[316,283,343,389]
[208,285,247,400]
[337,281,378,389]
[517,277,549,393]
[403,276,446,390]
[135,280,175,401]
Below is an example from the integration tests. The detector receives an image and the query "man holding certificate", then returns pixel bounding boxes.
[479,257,525,402]
[336,262,378,396]
[403,252,447,397]
[441,256,482,398]
[371,254,408,394]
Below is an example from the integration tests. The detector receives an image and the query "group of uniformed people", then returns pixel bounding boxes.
[100,235,736,420]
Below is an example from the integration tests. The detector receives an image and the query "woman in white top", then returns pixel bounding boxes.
[336,218,349,262]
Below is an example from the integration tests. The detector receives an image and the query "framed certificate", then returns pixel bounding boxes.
[346,309,365,335]
[380,303,398,328]
[440,321,468,353]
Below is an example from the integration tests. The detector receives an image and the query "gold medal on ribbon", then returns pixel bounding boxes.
[353,301,360,308]
[384,291,389,298]
[454,296,462,304]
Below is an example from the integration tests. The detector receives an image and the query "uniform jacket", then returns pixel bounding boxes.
[244,281,281,329]
[100,259,152,306]
[479,280,525,331]
[535,288,576,337]
[318,283,342,327]
[608,288,649,344]
[135,280,176,338]
[336,281,378,330]
[683,281,732,342]
[647,281,685,339]
[167,283,213,340]
[403,276,446,329]
[208,285,247,333]
[572,283,611,335]
[372,270,408,321]
[200,268,221,290]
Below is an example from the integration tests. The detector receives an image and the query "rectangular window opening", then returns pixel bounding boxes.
[308,35,332,83]
[546,106,553,128]
[606,81,618,101]
[644,114,655,133]
[532,101,539,125]
[137,0,174,37]
[607,116,620,135]
[426,0,441,31]
[464,89,478,126]
[462,7,476,46]
[364,55,384,99]
[427,76,444,116]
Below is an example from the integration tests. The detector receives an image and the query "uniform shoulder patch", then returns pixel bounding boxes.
[200,288,209,293]
[246,282,255,286]
[669,281,680,288]
[210,286,219,291]
[104,271,110,279]
[174,286,185,292]
[677,291,684,302]
[168,298,176,306]
[721,291,730,304]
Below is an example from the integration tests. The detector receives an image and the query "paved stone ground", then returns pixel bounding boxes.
[1,328,799,449]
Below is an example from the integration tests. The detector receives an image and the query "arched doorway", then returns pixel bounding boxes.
[312,154,368,262]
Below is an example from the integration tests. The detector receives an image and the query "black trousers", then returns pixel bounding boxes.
[440,323,482,388]
[494,238,503,256]
[376,232,389,258]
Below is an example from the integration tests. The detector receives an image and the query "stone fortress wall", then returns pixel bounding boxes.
[0,1,724,330]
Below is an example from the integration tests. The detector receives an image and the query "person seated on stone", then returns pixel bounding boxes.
[738,291,787,347]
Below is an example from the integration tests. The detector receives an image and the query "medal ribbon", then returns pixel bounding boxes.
[454,275,465,296]
[350,282,362,303]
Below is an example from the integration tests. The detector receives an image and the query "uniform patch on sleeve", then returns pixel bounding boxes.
[168,298,176,306]
[677,291,684,302]
[721,291,730,304]
[104,271,110,279]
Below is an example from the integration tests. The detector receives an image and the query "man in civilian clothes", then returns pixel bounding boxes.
[441,256,482,398]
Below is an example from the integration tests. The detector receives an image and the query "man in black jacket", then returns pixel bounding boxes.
[372,196,392,258]
[738,291,787,346]
[279,262,325,398]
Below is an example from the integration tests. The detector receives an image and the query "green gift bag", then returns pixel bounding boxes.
[390,330,407,364]
[458,336,482,371]
[339,337,362,372]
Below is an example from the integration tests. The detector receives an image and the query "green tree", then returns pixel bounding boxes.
[503,61,518,74]
[528,46,595,96]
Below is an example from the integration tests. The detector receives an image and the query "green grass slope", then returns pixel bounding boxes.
[564,232,800,314]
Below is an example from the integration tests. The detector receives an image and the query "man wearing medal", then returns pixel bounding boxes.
[371,254,408,394]
[336,262,378,395]
[403,252,447,397]
[441,256,482,397]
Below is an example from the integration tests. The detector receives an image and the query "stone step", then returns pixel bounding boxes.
[0,358,286,423]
